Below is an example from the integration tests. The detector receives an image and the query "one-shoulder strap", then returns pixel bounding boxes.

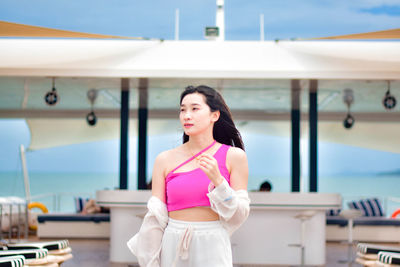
[167,140,217,176]
[214,144,229,164]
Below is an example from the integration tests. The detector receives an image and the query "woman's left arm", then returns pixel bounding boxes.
[203,147,250,235]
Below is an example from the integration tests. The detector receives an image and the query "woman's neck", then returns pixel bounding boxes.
[186,135,215,151]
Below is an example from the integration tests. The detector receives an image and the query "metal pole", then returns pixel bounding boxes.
[260,14,265,41]
[291,80,301,192]
[175,9,180,41]
[120,78,130,189]
[8,204,12,241]
[309,80,318,192]
[24,203,28,240]
[138,78,149,190]
[17,204,21,240]
[20,145,31,203]
[0,204,3,240]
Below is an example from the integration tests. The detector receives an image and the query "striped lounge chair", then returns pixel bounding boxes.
[0,255,25,267]
[5,240,72,265]
[0,249,57,267]
[356,243,400,266]
[375,251,400,266]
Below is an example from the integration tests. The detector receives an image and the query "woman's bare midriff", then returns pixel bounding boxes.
[169,206,219,221]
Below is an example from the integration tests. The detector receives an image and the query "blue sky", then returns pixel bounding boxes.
[1,1,400,177]
[1,0,400,40]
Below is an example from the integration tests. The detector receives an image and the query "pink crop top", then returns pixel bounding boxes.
[165,142,231,212]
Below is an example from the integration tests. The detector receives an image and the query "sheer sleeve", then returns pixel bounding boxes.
[207,179,250,235]
[127,196,168,267]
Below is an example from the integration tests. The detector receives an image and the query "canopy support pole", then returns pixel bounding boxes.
[138,78,149,190]
[309,80,318,192]
[291,80,301,192]
[119,78,129,189]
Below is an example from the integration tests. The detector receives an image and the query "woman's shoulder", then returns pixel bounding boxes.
[155,148,174,162]
[154,146,185,178]
[226,146,247,163]
[155,145,184,165]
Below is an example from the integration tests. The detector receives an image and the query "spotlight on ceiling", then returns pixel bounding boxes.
[343,113,355,129]
[383,81,396,110]
[44,78,59,106]
[86,89,98,126]
[86,111,97,126]
[343,88,355,129]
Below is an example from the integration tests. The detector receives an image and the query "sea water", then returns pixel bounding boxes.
[0,172,119,212]
[1,172,399,215]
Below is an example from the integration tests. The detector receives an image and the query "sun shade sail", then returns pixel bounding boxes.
[26,119,400,153]
[311,28,400,40]
[0,20,147,39]
[26,119,181,150]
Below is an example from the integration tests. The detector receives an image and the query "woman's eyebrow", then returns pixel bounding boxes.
[180,103,201,107]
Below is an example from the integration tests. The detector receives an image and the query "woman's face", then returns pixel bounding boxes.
[180,93,219,136]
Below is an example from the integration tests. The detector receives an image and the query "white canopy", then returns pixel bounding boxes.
[0,39,399,80]
[0,38,398,153]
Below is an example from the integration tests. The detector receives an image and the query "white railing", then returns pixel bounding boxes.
[30,192,94,213]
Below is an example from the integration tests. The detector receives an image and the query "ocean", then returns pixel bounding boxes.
[1,172,400,216]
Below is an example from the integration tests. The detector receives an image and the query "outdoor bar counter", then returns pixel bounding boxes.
[97,190,341,265]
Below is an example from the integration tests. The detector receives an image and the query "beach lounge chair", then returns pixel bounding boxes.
[0,249,58,267]
[356,243,400,266]
[6,240,72,265]
[37,213,110,238]
[0,255,25,267]
[326,198,400,243]
[375,251,400,266]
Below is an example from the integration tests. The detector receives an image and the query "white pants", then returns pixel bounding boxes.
[161,218,232,267]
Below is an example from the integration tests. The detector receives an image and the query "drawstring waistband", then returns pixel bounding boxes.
[172,225,194,267]
[168,219,222,267]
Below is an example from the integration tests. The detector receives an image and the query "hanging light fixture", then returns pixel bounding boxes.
[343,88,355,129]
[86,89,98,126]
[382,81,396,110]
[44,77,59,106]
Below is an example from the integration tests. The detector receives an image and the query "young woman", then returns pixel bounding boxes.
[128,85,250,267]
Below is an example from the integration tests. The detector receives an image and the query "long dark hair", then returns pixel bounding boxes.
[180,85,244,150]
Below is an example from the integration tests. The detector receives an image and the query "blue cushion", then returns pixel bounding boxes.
[327,216,400,227]
[326,216,348,226]
[347,198,384,217]
[38,213,110,223]
[326,209,341,216]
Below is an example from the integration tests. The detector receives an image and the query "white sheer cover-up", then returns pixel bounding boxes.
[127,196,168,267]
[127,180,250,267]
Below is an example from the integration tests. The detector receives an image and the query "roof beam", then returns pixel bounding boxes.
[1,109,399,122]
